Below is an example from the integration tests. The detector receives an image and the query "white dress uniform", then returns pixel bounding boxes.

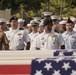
[62,31,76,49]
[36,31,64,50]
[73,23,76,31]
[71,18,76,31]
[5,27,30,50]
[29,32,39,50]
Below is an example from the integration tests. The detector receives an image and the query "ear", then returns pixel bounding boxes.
[73,24,74,28]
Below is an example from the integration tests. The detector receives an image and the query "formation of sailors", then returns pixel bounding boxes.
[0,12,76,50]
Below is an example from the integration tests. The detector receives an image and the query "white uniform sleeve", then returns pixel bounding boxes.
[23,30,30,43]
[57,33,65,46]
[35,35,41,48]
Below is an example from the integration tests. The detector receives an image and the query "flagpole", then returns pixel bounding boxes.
[60,0,63,20]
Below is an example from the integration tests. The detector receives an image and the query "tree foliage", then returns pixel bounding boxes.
[0,0,76,17]
[40,0,76,16]
[0,0,47,11]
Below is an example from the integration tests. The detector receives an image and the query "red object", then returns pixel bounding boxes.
[0,65,31,74]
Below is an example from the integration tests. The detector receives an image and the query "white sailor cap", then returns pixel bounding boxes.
[59,20,67,25]
[0,18,7,23]
[18,18,25,23]
[42,12,52,17]
[51,15,59,20]
[39,21,44,26]
[71,18,76,22]
[30,20,34,24]
[30,20,40,26]
[63,17,68,20]
[6,21,10,24]
[27,23,31,27]
[33,17,41,20]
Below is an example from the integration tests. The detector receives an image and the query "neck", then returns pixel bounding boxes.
[67,30,73,34]
[32,30,37,33]
[11,27,17,30]
[45,30,50,34]
[18,26,23,28]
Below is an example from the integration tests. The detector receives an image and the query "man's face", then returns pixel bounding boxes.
[10,20,18,27]
[44,25,51,32]
[58,24,64,30]
[0,24,5,31]
[38,26,44,32]
[31,25,38,31]
[66,23,73,31]
[18,22,24,27]
[27,26,32,33]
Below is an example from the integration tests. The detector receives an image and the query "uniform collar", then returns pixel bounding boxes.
[30,32,39,35]
[43,30,54,35]
[9,27,19,31]
[65,31,75,35]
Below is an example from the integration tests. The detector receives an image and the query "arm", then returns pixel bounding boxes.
[2,33,9,50]
[59,45,65,49]
[36,47,40,50]
[23,30,30,50]
[26,42,30,50]
[35,35,41,50]
[58,34,65,50]
[3,44,9,50]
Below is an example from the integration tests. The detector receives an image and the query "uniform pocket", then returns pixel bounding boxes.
[71,38,76,45]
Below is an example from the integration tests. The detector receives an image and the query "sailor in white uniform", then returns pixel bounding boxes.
[51,15,59,33]
[58,20,67,33]
[62,18,76,49]
[29,20,40,50]
[36,18,65,50]
[38,21,44,33]
[5,16,30,50]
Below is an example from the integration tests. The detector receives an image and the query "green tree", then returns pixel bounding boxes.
[0,0,47,11]
[0,0,76,18]
[40,0,76,17]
